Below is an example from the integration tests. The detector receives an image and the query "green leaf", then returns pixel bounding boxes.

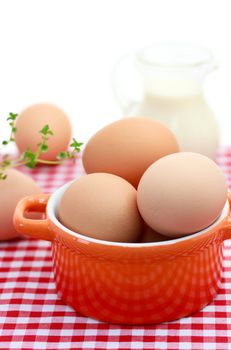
[58,152,67,159]
[25,157,37,168]
[0,173,7,180]
[40,124,53,136]
[7,112,18,121]
[70,138,83,151]
[40,144,48,153]
[12,127,17,133]
[23,147,37,168]
[2,140,8,145]
[23,147,31,159]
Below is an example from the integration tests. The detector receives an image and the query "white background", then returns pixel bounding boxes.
[0,0,231,145]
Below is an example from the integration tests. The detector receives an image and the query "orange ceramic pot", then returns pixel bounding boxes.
[14,183,231,325]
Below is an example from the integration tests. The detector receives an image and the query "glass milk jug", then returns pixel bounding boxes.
[113,43,219,159]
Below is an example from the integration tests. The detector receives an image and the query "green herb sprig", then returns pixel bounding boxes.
[0,112,83,179]
[1,113,18,146]
[58,138,83,160]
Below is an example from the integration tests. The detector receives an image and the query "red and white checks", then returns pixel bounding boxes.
[1,150,231,350]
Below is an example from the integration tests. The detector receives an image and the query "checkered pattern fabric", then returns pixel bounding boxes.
[1,150,231,350]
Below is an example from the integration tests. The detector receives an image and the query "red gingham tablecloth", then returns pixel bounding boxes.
[1,150,231,350]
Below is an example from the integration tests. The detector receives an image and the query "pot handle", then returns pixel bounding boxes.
[13,193,53,241]
[222,193,231,241]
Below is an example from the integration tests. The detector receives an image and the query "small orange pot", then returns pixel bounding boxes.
[13,183,231,325]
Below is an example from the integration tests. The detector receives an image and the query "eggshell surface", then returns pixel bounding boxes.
[58,173,143,242]
[15,103,72,161]
[0,169,41,240]
[82,117,179,188]
[137,152,228,237]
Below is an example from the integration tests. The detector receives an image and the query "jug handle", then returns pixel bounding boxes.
[112,53,143,114]
[13,193,53,241]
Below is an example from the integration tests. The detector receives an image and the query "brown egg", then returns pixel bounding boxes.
[15,103,72,161]
[82,117,179,188]
[137,152,228,238]
[58,173,143,242]
[139,225,172,243]
[0,169,41,241]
